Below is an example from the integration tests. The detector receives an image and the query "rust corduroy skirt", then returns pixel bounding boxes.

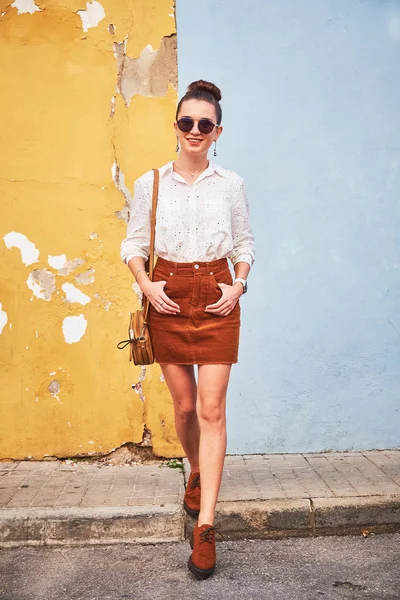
[147,257,241,364]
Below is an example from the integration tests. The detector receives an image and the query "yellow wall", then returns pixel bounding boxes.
[0,0,183,459]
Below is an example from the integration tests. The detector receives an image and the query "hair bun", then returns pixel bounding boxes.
[187,80,222,102]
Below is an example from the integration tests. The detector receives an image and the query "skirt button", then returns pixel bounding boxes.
[194,264,199,269]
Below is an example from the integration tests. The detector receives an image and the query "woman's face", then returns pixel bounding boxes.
[174,99,223,158]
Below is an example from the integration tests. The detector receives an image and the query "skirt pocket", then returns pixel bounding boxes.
[207,270,232,306]
[163,274,191,300]
[211,270,233,287]
[209,270,241,317]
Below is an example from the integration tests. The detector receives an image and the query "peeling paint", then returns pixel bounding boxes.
[115,204,129,222]
[26,269,56,301]
[114,35,177,106]
[112,162,131,223]
[2,0,179,460]
[58,258,85,276]
[11,0,42,15]
[48,254,67,270]
[48,253,86,275]
[132,380,143,397]
[62,283,91,305]
[0,304,8,335]
[48,380,60,397]
[62,315,87,344]
[75,268,95,285]
[110,94,116,118]
[77,1,105,33]
[94,292,111,311]
[132,365,147,402]
[141,426,152,446]
[4,232,39,266]
[132,281,143,304]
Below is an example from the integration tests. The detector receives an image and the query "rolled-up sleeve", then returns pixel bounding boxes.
[229,178,256,267]
[120,177,151,264]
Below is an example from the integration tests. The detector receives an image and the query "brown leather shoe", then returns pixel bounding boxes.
[183,471,201,518]
[188,522,223,580]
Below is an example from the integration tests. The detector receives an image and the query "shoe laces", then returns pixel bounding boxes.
[190,473,201,490]
[199,525,224,544]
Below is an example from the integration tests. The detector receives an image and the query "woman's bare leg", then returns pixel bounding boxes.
[196,363,232,526]
[159,363,200,471]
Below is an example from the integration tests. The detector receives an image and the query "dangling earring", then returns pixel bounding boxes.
[176,138,179,153]
[213,140,217,157]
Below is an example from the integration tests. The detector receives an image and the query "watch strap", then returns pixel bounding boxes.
[234,277,248,293]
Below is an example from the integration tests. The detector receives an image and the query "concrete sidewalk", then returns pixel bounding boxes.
[0,451,399,547]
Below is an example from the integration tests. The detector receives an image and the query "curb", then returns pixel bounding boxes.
[311,495,400,536]
[0,505,184,548]
[199,496,400,540]
[1,496,399,547]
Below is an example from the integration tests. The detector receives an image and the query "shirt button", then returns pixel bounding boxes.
[194,264,199,269]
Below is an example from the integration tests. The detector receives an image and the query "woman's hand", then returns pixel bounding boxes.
[205,282,243,316]
[142,280,180,314]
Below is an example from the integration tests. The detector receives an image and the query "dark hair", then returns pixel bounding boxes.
[175,79,222,125]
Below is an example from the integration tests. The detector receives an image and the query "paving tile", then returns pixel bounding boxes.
[31,462,58,471]
[382,451,400,467]
[29,500,58,508]
[103,498,130,506]
[5,501,33,508]
[128,497,154,506]
[362,453,400,485]
[0,463,16,471]
[259,490,287,499]
[1,452,399,517]
[13,462,38,471]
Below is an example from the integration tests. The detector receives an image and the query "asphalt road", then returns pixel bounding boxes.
[0,533,399,600]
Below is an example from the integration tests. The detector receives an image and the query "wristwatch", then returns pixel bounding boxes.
[233,277,248,294]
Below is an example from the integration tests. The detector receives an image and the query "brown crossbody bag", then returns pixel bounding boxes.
[117,168,159,365]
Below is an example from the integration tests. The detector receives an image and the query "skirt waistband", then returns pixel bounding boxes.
[155,256,229,276]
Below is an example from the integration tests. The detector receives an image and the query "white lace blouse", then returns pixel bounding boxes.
[120,160,255,268]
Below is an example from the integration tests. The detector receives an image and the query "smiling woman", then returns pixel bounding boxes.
[120,79,255,580]
[174,80,223,161]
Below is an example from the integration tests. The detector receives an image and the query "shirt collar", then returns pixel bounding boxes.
[159,160,229,180]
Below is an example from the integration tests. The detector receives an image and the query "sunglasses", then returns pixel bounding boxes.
[176,117,219,135]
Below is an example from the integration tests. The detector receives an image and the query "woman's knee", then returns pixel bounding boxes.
[174,400,197,422]
[196,396,226,425]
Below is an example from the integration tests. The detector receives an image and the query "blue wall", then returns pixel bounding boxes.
[176,0,400,453]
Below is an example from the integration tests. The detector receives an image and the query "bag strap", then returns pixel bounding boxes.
[143,168,159,321]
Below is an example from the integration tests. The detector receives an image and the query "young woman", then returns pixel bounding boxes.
[120,80,255,579]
